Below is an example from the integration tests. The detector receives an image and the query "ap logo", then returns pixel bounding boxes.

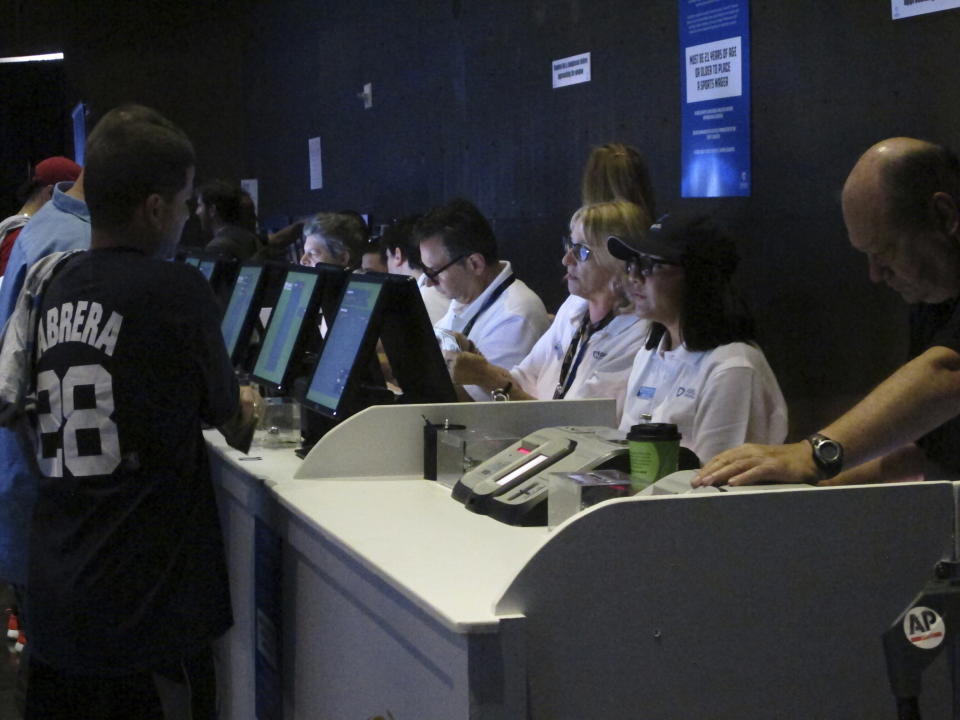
[903,606,945,650]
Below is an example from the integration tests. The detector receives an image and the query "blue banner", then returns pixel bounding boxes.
[679,0,751,197]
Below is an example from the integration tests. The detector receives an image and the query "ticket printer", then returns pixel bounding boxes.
[451,426,629,526]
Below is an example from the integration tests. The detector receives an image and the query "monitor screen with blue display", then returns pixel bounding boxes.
[249,265,347,392]
[177,250,239,314]
[220,264,265,365]
[252,269,319,389]
[302,273,456,420]
[306,279,383,413]
[198,259,216,280]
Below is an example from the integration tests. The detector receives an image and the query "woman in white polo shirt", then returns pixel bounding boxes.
[446,200,650,418]
[611,212,788,465]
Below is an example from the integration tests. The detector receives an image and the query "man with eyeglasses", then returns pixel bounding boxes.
[381,215,449,324]
[416,198,549,401]
[696,137,960,487]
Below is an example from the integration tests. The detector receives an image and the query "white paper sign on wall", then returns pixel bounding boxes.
[552,52,591,89]
[308,137,323,190]
[892,0,960,19]
[685,36,742,104]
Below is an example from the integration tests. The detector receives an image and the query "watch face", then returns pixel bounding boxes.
[818,441,841,463]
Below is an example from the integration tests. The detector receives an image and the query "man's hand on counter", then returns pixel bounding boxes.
[693,441,820,487]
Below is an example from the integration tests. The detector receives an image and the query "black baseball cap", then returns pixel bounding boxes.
[608,211,723,265]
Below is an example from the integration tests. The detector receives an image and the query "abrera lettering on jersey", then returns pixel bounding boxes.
[36,301,124,358]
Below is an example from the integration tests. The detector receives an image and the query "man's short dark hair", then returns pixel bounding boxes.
[364,236,388,265]
[381,214,424,270]
[84,104,195,231]
[16,179,46,206]
[413,198,498,264]
[199,180,242,225]
[238,190,257,232]
[883,142,960,231]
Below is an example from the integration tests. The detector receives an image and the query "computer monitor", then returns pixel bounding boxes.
[301,273,456,421]
[197,257,217,280]
[220,263,269,367]
[178,249,239,313]
[250,265,346,393]
[179,249,221,278]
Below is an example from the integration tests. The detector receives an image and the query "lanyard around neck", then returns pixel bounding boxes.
[462,274,516,337]
[553,310,614,399]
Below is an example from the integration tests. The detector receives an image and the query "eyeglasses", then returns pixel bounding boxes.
[422,252,469,281]
[623,253,681,278]
[561,236,592,262]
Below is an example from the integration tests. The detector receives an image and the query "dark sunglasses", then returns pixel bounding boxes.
[622,252,681,278]
[423,252,469,281]
[561,235,592,262]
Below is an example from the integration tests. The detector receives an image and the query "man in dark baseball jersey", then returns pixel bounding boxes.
[23,105,257,719]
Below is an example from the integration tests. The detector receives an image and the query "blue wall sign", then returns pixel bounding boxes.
[679,0,751,197]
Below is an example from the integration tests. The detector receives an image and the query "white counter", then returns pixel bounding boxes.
[209,399,958,720]
[210,399,614,719]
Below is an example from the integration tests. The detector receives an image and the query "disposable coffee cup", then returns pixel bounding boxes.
[627,423,681,492]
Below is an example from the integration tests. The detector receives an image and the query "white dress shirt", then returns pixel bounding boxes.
[511,295,647,419]
[435,261,549,401]
[619,336,788,464]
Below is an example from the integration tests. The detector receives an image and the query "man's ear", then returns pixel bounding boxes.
[932,192,960,238]
[142,193,166,231]
[463,252,485,275]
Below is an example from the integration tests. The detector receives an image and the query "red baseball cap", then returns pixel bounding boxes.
[32,156,81,186]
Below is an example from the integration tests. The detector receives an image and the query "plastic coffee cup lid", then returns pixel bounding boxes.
[626,423,682,442]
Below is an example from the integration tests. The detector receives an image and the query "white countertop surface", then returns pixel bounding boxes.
[207,430,550,633]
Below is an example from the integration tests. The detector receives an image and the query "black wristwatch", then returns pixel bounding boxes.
[807,433,843,479]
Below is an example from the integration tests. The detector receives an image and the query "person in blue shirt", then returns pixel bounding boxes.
[0,171,90,593]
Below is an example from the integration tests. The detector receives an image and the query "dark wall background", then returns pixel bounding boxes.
[243,0,960,436]
[0,62,68,218]
[5,0,960,438]
[3,1,247,201]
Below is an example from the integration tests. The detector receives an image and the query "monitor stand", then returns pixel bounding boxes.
[295,375,398,456]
